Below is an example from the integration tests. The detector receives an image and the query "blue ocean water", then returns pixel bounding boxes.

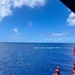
[0,43,75,75]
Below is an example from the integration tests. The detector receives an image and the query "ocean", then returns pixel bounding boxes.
[0,43,75,75]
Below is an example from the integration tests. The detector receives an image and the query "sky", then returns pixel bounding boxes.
[0,0,75,43]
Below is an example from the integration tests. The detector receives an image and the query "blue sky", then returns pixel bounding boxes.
[0,0,75,43]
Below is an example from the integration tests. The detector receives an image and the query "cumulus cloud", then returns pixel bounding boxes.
[0,0,12,21]
[0,0,46,21]
[67,12,75,26]
[10,27,24,39]
[51,33,66,37]
[13,0,46,8]
[13,28,20,34]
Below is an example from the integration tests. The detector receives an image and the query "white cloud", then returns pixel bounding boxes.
[44,38,53,42]
[10,35,24,39]
[10,28,24,39]
[28,22,32,27]
[26,22,33,29]
[0,0,46,21]
[13,28,20,34]
[13,0,46,8]
[0,0,12,21]
[51,33,66,37]
[67,12,75,26]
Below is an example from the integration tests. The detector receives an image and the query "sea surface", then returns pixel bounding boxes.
[0,43,75,75]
